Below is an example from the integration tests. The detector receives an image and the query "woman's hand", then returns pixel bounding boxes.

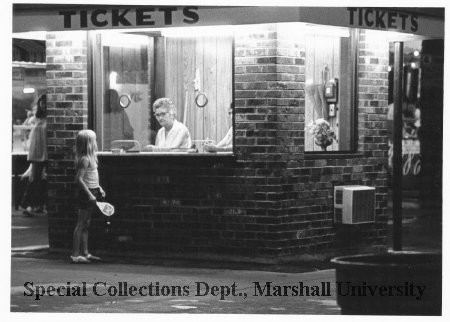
[99,187,106,198]
[203,143,218,152]
[143,144,155,152]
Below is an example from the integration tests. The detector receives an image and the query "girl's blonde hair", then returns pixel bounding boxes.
[75,129,98,169]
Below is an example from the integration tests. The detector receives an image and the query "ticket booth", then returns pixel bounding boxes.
[12,5,444,262]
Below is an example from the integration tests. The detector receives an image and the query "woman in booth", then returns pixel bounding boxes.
[143,98,192,152]
[203,107,233,153]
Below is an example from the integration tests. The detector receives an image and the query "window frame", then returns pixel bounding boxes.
[88,30,236,155]
[304,28,360,155]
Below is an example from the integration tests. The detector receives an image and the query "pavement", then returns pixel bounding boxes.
[9,197,442,314]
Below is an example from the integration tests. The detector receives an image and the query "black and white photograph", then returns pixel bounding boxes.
[5,0,447,319]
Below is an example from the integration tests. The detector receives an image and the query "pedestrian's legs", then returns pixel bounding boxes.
[72,207,91,257]
[80,207,93,256]
[21,162,45,215]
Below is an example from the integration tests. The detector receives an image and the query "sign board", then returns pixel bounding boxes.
[13,6,444,38]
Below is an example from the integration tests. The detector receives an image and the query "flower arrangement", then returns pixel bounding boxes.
[307,118,336,151]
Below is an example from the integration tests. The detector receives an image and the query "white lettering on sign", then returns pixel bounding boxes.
[58,6,199,29]
[347,8,418,32]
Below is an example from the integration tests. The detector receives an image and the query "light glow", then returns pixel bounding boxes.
[365,29,424,43]
[109,72,118,90]
[13,31,46,40]
[22,88,35,94]
[101,32,148,48]
[161,25,234,38]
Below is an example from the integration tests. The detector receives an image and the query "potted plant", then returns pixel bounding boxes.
[307,118,336,151]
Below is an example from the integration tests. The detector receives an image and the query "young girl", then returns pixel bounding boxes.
[71,129,105,263]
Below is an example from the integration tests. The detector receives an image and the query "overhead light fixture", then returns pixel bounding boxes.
[413,50,420,57]
[101,32,148,48]
[23,88,35,94]
[13,31,46,40]
[109,72,118,89]
[161,25,234,38]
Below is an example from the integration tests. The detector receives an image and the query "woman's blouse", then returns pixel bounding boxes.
[27,118,47,162]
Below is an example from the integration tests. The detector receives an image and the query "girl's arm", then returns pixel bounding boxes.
[75,157,96,201]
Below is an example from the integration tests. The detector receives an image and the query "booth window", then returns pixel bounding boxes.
[91,28,234,153]
[304,27,357,152]
[12,37,47,154]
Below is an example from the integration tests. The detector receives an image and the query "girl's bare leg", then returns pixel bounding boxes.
[80,207,93,256]
[72,208,90,256]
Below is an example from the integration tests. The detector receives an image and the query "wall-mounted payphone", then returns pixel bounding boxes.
[324,78,339,118]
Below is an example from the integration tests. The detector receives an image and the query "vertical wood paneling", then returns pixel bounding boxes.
[154,37,166,100]
[122,44,149,148]
[109,47,122,84]
[329,36,340,151]
[101,40,152,149]
[216,36,233,141]
[100,44,110,150]
[305,34,315,151]
[177,39,185,123]
[195,37,205,139]
[165,38,179,112]
[122,47,134,84]
[139,44,148,83]
[313,35,325,152]
[148,38,158,144]
[305,34,347,152]
[163,35,232,143]
[203,36,218,141]
[182,38,196,139]
[104,46,123,149]
[339,37,351,150]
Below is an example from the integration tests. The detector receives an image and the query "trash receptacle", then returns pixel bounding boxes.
[331,251,441,315]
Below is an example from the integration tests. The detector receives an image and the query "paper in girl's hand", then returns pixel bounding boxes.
[96,201,115,217]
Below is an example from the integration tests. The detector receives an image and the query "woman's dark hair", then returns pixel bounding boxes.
[35,94,47,119]
[105,89,122,113]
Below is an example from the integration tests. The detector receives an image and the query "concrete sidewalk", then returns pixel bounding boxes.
[386,198,442,252]
[11,256,339,313]
[11,208,48,251]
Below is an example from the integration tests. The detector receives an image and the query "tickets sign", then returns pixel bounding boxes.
[13,5,444,38]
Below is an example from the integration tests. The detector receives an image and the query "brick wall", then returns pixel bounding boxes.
[45,26,389,262]
[293,30,390,255]
[45,31,89,247]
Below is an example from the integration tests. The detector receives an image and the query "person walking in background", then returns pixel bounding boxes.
[143,98,192,152]
[21,94,47,216]
[71,129,105,264]
[22,98,38,151]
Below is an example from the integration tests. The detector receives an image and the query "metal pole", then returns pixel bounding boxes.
[393,42,403,251]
